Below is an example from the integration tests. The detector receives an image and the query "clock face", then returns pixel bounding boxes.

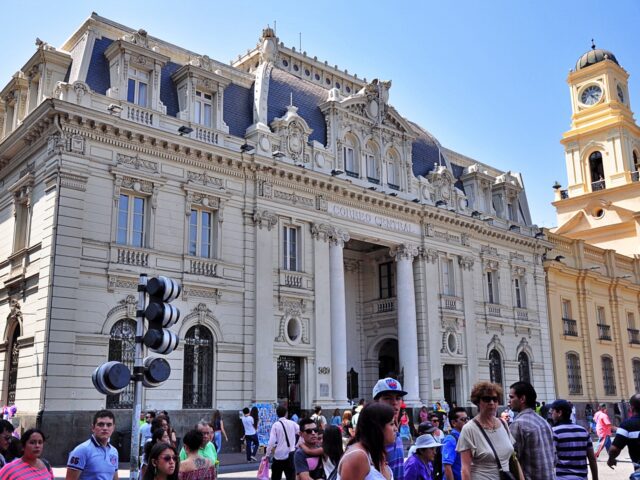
[617,84,625,103]
[581,85,602,106]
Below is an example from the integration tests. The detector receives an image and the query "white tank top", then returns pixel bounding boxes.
[336,448,393,480]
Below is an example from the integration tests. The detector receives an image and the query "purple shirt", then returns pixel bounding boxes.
[404,453,434,480]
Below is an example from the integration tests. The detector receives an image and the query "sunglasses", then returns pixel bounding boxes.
[303,428,319,434]
[481,396,500,403]
[160,455,178,462]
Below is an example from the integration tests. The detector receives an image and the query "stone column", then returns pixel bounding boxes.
[253,209,278,402]
[422,248,442,403]
[459,255,477,405]
[391,243,420,404]
[329,227,350,405]
[311,223,332,404]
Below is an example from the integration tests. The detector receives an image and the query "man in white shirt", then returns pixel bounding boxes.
[242,407,259,462]
[268,405,300,480]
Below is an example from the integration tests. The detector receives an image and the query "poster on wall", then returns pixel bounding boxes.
[253,403,277,447]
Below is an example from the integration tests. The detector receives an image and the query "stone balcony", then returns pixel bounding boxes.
[363,297,396,315]
[440,294,462,311]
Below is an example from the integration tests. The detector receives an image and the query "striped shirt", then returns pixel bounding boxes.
[385,433,404,480]
[552,422,592,479]
[0,458,54,480]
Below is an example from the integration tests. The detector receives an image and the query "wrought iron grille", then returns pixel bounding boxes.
[107,319,136,409]
[183,325,213,409]
[566,353,583,395]
[277,356,301,414]
[602,356,616,396]
[518,352,531,384]
[563,318,578,336]
[7,329,20,405]
[634,360,640,393]
[489,350,503,386]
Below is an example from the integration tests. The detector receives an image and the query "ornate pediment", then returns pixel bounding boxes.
[427,163,456,203]
[270,105,312,162]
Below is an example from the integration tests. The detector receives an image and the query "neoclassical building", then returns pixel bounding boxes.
[0,14,553,461]
[546,45,640,418]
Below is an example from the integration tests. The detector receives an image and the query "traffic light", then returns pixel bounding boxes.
[143,276,181,355]
[142,356,171,388]
[92,361,131,395]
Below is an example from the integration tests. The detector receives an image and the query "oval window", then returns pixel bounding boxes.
[287,318,301,343]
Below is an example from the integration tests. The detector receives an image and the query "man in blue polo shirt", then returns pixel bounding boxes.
[442,407,467,480]
[66,409,119,480]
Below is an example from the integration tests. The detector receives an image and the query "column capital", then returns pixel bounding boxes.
[253,209,278,230]
[328,227,350,247]
[311,222,332,242]
[390,243,419,261]
[458,256,475,271]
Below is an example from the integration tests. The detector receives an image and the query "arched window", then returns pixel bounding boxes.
[6,325,21,405]
[566,352,583,395]
[387,150,400,190]
[183,325,213,409]
[589,151,605,190]
[518,352,531,384]
[601,355,616,396]
[633,358,640,393]
[489,349,503,386]
[342,134,359,177]
[365,141,380,183]
[107,319,136,409]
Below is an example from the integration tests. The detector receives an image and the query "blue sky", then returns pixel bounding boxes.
[2,0,639,227]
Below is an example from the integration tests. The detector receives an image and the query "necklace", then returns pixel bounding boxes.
[477,417,498,432]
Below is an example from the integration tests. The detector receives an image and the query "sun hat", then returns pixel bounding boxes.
[408,434,442,455]
[372,377,407,399]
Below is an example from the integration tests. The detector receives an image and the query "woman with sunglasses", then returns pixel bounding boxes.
[0,428,53,479]
[143,442,179,480]
[457,381,524,480]
[178,430,216,480]
[337,403,396,480]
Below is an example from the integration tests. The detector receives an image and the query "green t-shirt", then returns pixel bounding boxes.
[179,441,218,465]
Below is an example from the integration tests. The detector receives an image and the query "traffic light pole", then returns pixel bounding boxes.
[130,273,147,480]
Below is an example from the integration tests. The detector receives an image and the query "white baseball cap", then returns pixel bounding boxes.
[372,377,407,399]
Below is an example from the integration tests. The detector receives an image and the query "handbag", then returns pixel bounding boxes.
[257,455,270,480]
[498,420,522,478]
[473,419,516,480]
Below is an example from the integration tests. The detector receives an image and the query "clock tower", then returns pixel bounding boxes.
[553,43,640,256]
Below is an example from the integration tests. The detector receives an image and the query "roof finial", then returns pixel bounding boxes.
[591,38,596,50]
[290,92,293,107]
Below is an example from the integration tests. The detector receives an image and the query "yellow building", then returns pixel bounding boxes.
[545,45,640,417]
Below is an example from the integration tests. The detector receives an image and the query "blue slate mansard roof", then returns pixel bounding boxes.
[267,68,327,145]
[82,32,471,191]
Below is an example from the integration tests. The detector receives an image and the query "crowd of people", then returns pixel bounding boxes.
[263,378,640,480]
[0,379,638,479]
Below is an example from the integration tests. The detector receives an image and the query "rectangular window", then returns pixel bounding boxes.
[283,226,298,271]
[514,277,524,308]
[486,271,498,304]
[566,353,583,395]
[379,262,395,299]
[628,312,636,329]
[344,146,356,173]
[387,162,397,187]
[127,68,149,107]
[189,210,213,258]
[12,201,29,252]
[597,306,606,324]
[117,194,145,247]
[195,91,213,128]
[561,299,572,319]
[602,356,616,396]
[442,258,455,296]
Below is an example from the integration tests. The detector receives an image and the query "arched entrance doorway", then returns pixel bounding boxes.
[378,339,399,379]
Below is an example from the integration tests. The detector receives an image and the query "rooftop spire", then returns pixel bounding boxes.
[591,38,596,50]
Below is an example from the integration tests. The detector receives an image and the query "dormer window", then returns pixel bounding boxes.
[127,68,149,107]
[386,149,400,189]
[342,133,359,177]
[194,91,213,128]
[365,140,380,183]
[172,58,231,137]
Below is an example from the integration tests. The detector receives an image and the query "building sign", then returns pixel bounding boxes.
[328,203,420,236]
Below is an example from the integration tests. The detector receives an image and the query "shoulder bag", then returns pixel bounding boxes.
[472,419,516,480]
[279,420,296,466]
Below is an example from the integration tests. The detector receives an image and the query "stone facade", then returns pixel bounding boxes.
[0,14,553,462]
